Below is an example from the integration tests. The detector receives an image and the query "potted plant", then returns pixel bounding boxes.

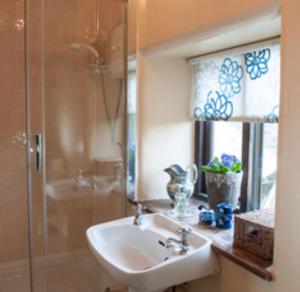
[201,154,243,211]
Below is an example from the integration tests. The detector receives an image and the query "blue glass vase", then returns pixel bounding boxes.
[216,202,233,229]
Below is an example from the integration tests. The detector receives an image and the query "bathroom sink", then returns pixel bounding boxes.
[87,213,219,292]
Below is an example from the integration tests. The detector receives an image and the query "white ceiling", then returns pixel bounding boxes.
[143,14,281,59]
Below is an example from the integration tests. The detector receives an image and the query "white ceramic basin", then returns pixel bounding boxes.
[87,213,219,292]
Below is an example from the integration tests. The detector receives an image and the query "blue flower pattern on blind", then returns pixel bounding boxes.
[219,58,243,98]
[244,48,271,80]
[193,106,203,120]
[266,105,279,122]
[204,91,233,121]
[192,41,279,122]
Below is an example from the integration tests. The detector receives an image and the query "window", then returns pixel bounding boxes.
[191,38,280,211]
[212,121,243,160]
[260,123,278,209]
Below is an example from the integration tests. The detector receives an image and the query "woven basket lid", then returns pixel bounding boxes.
[235,208,274,229]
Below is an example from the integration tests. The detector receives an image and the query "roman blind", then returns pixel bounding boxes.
[190,38,280,123]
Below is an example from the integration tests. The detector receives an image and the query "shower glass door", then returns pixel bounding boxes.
[26,0,128,291]
[0,1,31,291]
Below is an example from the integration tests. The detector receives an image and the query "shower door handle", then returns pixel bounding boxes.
[35,134,42,172]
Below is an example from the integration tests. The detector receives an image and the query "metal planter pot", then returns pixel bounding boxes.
[205,171,243,211]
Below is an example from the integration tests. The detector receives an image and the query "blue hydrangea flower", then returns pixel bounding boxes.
[204,91,233,121]
[208,159,217,167]
[221,154,239,168]
[219,58,243,98]
[244,48,271,80]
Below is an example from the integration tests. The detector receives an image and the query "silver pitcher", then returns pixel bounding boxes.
[164,164,198,201]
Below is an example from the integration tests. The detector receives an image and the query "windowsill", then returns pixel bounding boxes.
[127,196,274,281]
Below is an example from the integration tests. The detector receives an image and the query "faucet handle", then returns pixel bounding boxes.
[177,227,191,253]
[178,227,192,244]
[133,204,143,226]
[178,227,192,235]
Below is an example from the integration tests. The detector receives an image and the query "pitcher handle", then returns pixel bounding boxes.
[186,164,198,185]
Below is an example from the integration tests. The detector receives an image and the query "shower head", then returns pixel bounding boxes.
[69,42,104,64]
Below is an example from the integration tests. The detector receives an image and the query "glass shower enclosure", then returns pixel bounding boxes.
[0,0,128,291]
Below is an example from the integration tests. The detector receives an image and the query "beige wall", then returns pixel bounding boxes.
[132,0,300,292]
[221,258,275,292]
[137,55,193,200]
[273,1,300,290]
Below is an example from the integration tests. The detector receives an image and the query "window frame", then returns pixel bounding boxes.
[194,120,212,201]
[194,120,266,212]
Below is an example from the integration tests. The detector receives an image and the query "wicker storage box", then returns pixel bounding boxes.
[233,209,274,260]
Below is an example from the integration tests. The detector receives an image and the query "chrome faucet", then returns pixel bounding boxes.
[165,227,191,255]
[133,204,143,226]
